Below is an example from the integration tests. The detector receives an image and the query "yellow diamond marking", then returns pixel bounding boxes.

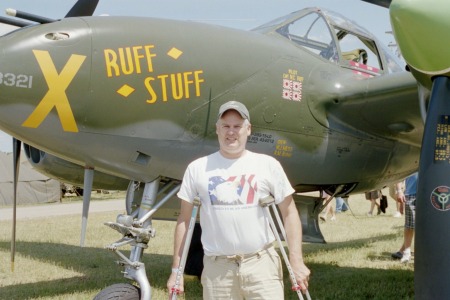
[117,84,135,97]
[168,47,183,59]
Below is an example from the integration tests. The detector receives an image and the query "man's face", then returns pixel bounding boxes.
[216,110,251,159]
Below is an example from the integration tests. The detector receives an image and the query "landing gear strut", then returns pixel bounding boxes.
[94,177,181,300]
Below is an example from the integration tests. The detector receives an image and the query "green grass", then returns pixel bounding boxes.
[0,191,413,299]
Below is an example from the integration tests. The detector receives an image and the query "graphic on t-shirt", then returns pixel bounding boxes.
[208,174,257,205]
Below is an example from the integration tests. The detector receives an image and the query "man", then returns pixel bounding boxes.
[391,172,418,263]
[167,101,310,299]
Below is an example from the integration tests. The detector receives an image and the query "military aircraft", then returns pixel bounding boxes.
[0,0,448,298]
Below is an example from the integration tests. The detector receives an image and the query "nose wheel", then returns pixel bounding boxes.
[93,283,140,300]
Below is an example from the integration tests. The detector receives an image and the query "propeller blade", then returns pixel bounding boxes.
[80,167,94,247]
[65,0,99,17]
[361,0,391,8]
[10,138,21,272]
[415,76,450,297]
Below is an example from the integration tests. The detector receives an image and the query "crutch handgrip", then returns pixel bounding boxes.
[260,195,275,207]
[192,196,201,207]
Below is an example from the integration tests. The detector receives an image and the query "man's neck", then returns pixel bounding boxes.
[219,149,247,159]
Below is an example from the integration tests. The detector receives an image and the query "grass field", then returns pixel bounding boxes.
[0,191,414,299]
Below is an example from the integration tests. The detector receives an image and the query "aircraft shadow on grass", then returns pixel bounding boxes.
[0,232,413,299]
[0,241,171,298]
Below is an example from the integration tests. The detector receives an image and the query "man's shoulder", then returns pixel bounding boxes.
[190,154,209,164]
[188,151,218,166]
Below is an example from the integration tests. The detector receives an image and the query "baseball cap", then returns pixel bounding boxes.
[217,101,250,121]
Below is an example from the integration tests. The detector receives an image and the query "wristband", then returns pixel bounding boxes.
[172,268,179,273]
[395,190,403,194]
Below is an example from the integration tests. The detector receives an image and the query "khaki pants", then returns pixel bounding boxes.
[201,246,284,300]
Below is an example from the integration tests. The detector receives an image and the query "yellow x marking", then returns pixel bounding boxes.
[22,50,86,132]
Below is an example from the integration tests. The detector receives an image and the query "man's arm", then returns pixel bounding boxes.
[166,199,193,294]
[278,195,311,290]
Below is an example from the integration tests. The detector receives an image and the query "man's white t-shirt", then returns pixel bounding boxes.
[177,150,295,256]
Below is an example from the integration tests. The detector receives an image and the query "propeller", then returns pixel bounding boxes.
[65,0,99,17]
[80,168,94,247]
[66,0,100,248]
[415,76,450,298]
[10,138,21,272]
[386,0,450,297]
[66,0,101,247]
[8,0,101,268]
[0,0,99,28]
[361,0,391,8]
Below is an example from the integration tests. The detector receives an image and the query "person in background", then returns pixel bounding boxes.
[320,196,336,222]
[167,101,310,299]
[320,195,348,221]
[391,172,418,263]
[335,196,348,213]
[389,182,404,218]
[365,190,381,216]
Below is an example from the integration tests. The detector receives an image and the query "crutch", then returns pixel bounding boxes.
[260,196,312,300]
[170,196,201,300]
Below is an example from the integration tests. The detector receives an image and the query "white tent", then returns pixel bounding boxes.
[0,152,61,206]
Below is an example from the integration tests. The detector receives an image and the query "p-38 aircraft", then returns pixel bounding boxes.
[0,0,449,298]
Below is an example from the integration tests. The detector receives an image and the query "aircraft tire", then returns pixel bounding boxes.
[93,283,140,300]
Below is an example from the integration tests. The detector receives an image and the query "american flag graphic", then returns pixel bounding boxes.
[208,174,257,205]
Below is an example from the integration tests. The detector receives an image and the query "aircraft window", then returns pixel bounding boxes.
[268,9,397,74]
[381,44,405,73]
[335,29,382,74]
[254,12,297,31]
[276,12,337,61]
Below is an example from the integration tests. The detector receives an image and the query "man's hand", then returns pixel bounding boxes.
[293,261,311,291]
[167,270,184,297]
[278,196,311,292]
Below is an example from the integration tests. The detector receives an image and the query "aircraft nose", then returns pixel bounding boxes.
[0,18,91,138]
[0,31,38,135]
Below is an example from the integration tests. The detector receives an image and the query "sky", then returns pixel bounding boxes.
[0,0,393,152]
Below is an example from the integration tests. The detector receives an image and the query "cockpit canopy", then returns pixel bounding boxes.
[253,7,403,76]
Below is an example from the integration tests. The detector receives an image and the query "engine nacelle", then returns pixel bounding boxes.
[23,144,129,191]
